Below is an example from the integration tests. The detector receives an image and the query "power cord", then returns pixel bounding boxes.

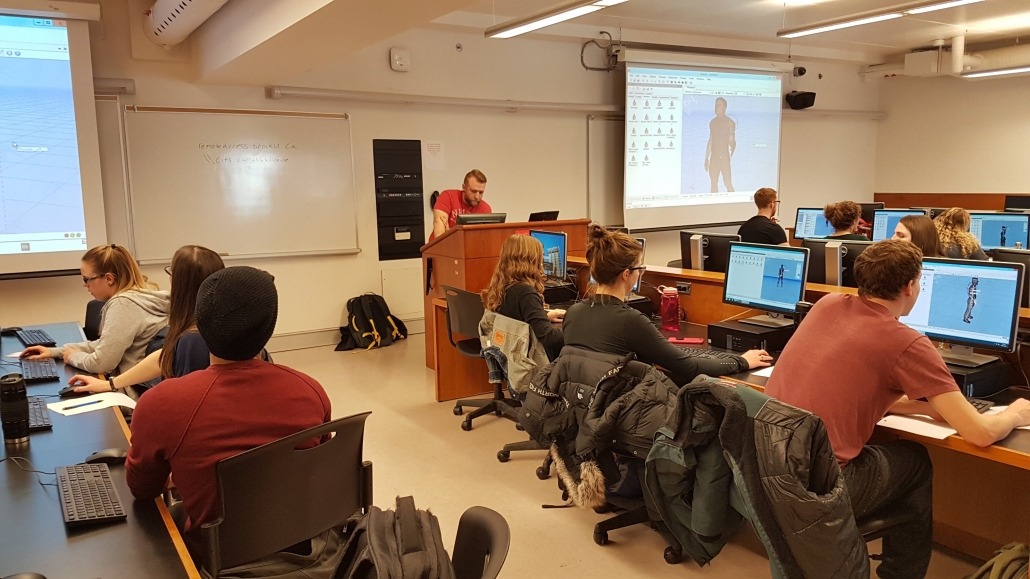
[1,456,57,489]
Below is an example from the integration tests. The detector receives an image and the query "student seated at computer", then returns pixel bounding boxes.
[891,214,941,257]
[481,234,564,362]
[935,207,988,260]
[765,240,1030,579]
[737,187,788,245]
[126,266,331,535]
[822,200,868,241]
[21,244,168,375]
[562,225,771,385]
[430,169,492,240]
[66,245,224,393]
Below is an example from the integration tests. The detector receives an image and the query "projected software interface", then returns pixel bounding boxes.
[794,208,835,239]
[872,209,927,241]
[0,15,86,255]
[624,64,782,228]
[968,212,1030,251]
[530,230,567,280]
[900,259,1022,351]
[724,243,807,314]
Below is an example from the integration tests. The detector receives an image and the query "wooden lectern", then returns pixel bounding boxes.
[421,219,589,401]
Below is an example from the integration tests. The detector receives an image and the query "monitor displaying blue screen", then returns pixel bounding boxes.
[899,258,1024,352]
[723,242,809,315]
[530,230,567,280]
[794,208,835,239]
[968,212,1030,251]
[872,209,928,241]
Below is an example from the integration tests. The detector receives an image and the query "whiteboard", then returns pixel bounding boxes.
[123,106,358,263]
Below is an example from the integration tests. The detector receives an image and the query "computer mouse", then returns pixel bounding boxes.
[83,447,127,466]
[58,386,90,398]
[0,326,22,336]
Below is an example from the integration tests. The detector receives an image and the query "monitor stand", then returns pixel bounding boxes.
[937,344,999,368]
[739,314,793,329]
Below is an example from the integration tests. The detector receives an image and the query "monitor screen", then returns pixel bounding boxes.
[871,209,928,241]
[900,258,1024,352]
[528,211,559,222]
[455,213,506,225]
[1004,195,1030,211]
[801,238,831,284]
[968,212,1030,251]
[858,202,885,224]
[838,240,874,288]
[911,207,950,220]
[530,230,567,280]
[793,208,835,239]
[723,242,809,315]
[633,237,646,293]
[989,247,1030,308]
[679,230,740,273]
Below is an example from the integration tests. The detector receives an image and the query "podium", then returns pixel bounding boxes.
[421,219,589,401]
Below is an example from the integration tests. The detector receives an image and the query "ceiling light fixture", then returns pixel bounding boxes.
[961,65,1030,79]
[777,0,984,38]
[486,0,629,39]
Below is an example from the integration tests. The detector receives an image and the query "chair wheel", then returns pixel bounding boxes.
[453,405,463,416]
[663,547,683,564]
[497,450,510,462]
[494,409,502,416]
[535,465,550,480]
[460,419,472,431]
[593,530,609,545]
[515,422,525,431]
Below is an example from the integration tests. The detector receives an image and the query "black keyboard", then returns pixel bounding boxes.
[16,328,57,347]
[20,358,59,383]
[967,398,994,414]
[56,464,127,528]
[676,346,742,361]
[28,396,52,431]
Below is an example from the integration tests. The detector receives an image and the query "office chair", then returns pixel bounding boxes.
[666,259,683,269]
[84,298,104,340]
[443,286,519,430]
[451,506,510,579]
[430,190,439,209]
[200,412,373,576]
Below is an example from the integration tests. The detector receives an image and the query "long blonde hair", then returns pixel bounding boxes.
[934,208,980,257]
[81,244,157,293]
[482,235,546,311]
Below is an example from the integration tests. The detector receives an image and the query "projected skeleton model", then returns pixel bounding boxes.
[962,277,979,324]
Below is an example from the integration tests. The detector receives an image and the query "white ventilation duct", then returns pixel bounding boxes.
[144,0,229,48]
[966,43,1030,74]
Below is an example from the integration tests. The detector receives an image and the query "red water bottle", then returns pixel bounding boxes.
[659,286,680,332]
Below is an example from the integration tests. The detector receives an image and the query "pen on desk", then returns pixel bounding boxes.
[64,399,102,411]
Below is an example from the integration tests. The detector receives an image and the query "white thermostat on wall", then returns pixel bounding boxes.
[390,47,411,72]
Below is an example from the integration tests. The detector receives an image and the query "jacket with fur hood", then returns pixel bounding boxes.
[53,288,170,375]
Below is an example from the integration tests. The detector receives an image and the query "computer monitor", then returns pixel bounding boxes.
[801,238,832,284]
[968,211,1030,251]
[899,257,1024,367]
[723,242,810,327]
[858,202,885,224]
[527,211,559,222]
[837,240,875,288]
[679,230,740,273]
[793,208,834,239]
[990,247,1030,308]
[1004,195,1030,212]
[455,212,507,225]
[871,209,929,241]
[632,237,646,294]
[529,230,567,281]
[910,207,951,220]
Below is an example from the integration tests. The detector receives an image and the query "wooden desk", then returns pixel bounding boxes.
[0,323,199,578]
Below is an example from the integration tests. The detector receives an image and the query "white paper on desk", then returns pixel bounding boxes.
[983,406,1030,430]
[877,414,957,439]
[750,366,774,378]
[48,392,137,416]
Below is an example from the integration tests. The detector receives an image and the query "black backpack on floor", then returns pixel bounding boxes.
[337,293,408,351]
[334,496,455,579]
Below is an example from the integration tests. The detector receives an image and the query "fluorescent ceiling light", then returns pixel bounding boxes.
[777,0,985,38]
[486,0,629,39]
[962,65,1030,78]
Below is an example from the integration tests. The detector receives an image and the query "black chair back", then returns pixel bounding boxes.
[84,299,104,340]
[202,412,373,574]
[442,286,485,348]
[451,506,510,579]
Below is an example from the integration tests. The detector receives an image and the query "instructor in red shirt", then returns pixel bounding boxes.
[431,169,492,240]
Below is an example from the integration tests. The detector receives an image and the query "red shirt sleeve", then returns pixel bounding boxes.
[891,336,961,401]
[434,190,459,228]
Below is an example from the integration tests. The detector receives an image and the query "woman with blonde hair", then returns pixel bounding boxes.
[22,244,169,375]
[935,208,987,260]
[481,234,564,361]
[823,201,868,240]
[892,214,942,257]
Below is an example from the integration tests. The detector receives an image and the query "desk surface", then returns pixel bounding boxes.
[1,323,198,579]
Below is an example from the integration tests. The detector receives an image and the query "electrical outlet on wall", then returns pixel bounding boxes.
[677,282,691,295]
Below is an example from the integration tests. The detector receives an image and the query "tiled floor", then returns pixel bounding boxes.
[274,335,981,578]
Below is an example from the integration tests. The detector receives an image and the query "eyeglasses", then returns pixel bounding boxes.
[82,274,103,284]
[628,266,646,273]
[164,266,173,276]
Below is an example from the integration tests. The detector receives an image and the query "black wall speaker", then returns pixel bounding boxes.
[785,91,816,110]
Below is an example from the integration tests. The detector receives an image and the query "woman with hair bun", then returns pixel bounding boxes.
[823,201,868,241]
[561,224,770,385]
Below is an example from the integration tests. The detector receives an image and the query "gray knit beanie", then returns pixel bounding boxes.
[196,266,278,361]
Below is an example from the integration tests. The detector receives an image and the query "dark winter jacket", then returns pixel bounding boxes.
[645,377,869,578]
